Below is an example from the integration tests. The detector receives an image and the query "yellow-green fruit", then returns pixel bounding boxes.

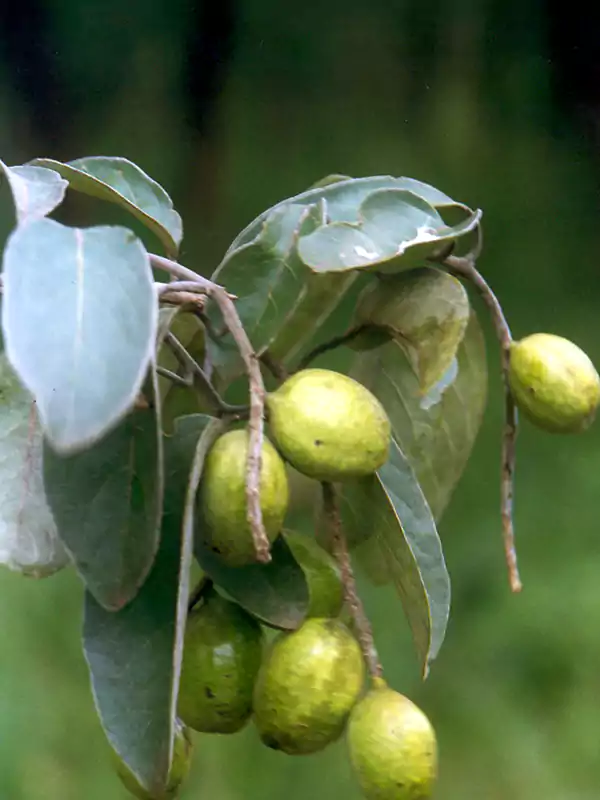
[178,588,264,734]
[348,683,437,800]
[253,618,365,754]
[114,721,193,800]
[199,429,289,565]
[508,333,600,433]
[266,369,391,481]
[283,531,344,618]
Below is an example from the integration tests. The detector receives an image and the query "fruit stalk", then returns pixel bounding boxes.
[440,254,522,593]
[322,482,382,678]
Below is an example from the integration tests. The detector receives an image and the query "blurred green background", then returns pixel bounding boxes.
[2,1,600,798]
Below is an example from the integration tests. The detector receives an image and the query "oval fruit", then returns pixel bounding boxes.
[267,369,391,481]
[508,333,600,433]
[348,681,437,800]
[253,618,364,754]
[199,429,289,565]
[178,588,264,734]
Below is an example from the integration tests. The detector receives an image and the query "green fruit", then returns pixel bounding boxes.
[178,588,264,734]
[253,618,365,754]
[508,333,600,433]
[267,369,391,481]
[283,531,344,618]
[199,429,289,565]
[114,720,193,799]
[348,682,437,800]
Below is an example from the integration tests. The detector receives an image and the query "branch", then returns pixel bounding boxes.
[438,254,522,593]
[322,483,382,679]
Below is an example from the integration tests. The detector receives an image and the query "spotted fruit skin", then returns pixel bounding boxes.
[348,683,437,800]
[508,333,600,433]
[266,369,391,481]
[114,720,193,800]
[253,618,365,755]
[178,589,264,734]
[198,429,289,565]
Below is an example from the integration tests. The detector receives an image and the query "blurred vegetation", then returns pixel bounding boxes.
[1,1,600,798]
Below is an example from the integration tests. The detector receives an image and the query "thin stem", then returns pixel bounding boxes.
[439,254,522,593]
[156,365,192,388]
[150,254,216,290]
[296,327,369,371]
[322,483,382,678]
[260,352,289,382]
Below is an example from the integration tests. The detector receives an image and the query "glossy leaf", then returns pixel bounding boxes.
[0,354,68,577]
[340,439,450,676]
[297,189,482,274]
[0,160,68,225]
[350,311,487,520]
[352,267,470,393]
[32,156,183,255]
[2,219,157,453]
[44,379,164,610]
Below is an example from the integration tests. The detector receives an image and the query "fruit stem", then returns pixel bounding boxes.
[187,576,213,612]
[438,254,522,593]
[296,326,371,371]
[322,482,383,679]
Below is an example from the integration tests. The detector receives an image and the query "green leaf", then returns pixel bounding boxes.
[32,156,183,255]
[0,160,68,225]
[350,310,487,520]
[340,439,450,676]
[0,354,68,577]
[297,190,482,274]
[351,267,470,393]
[44,379,164,611]
[308,174,353,189]
[82,414,219,796]
[2,218,157,453]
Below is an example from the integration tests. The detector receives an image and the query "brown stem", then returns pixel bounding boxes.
[260,352,289,382]
[439,254,522,593]
[322,483,383,678]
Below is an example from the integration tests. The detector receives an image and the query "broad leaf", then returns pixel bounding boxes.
[82,415,219,796]
[32,156,183,255]
[351,267,470,393]
[0,160,68,225]
[0,354,68,577]
[44,372,163,610]
[350,310,487,520]
[341,439,450,676]
[2,218,157,453]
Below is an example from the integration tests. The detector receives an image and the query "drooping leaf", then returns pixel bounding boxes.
[82,414,219,796]
[44,370,164,611]
[340,439,450,676]
[351,267,470,393]
[297,190,481,274]
[0,160,68,225]
[32,156,183,255]
[2,218,157,453]
[0,354,68,577]
[350,311,487,520]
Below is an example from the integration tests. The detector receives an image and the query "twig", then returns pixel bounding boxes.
[149,254,217,290]
[260,352,289,382]
[438,254,522,593]
[322,483,382,679]
[156,366,192,389]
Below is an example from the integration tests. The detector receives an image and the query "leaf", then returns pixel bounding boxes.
[351,267,470,393]
[297,190,482,274]
[0,354,68,577]
[0,160,68,225]
[350,310,487,520]
[43,371,164,610]
[82,415,219,796]
[2,218,158,453]
[32,156,183,255]
[340,439,450,676]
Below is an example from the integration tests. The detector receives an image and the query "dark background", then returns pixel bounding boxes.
[1,2,600,798]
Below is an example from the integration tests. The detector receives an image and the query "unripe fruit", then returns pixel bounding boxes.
[283,531,344,618]
[253,618,365,754]
[266,369,391,481]
[348,682,437,800]
[114,721,193,799]
[199,429,289,565]
[178,588,264,734]
[508,333,600,433]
